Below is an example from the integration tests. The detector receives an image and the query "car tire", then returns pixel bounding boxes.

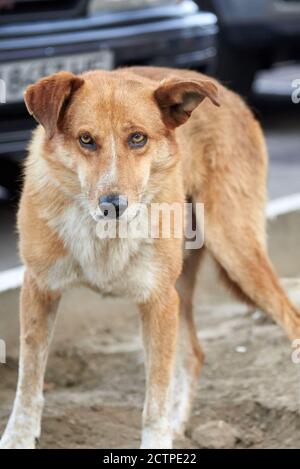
[198,1,260,96]
[214,32,260,97]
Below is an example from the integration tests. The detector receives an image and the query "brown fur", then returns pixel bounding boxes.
[1,66,299,449]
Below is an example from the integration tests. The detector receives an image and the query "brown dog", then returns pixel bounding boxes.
[1,66,299,449]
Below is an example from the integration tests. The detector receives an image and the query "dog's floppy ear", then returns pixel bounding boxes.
[154,76,220,129]
[24,71,84,139]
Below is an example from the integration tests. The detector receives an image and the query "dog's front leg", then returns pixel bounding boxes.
[139,287,179,449]
[0,271,60,449]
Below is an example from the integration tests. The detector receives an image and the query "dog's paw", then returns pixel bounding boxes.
[140,428,172,449]
[0,433,36,449]
[171,404,189,440]
[172,425,186,441]
[140,439,173,449]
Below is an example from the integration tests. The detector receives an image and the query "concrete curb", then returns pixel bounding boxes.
[0,265,24,293]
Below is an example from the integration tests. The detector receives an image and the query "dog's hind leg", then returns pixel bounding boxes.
[204,206,300,341]
[172,248,205,439]
[0,271,60,449]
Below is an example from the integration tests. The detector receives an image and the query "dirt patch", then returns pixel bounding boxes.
[0,297,300,449]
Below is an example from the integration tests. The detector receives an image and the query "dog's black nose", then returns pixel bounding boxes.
[99,193,128,219]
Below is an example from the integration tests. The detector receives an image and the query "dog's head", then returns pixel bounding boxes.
[24,69,219,221]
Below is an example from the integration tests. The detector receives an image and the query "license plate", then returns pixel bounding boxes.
[0,50,114,104]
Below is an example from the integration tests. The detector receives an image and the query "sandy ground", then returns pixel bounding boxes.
[1,289,300,449]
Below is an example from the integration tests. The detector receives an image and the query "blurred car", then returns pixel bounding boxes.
[197,0,300,95]
[0,0,217,195]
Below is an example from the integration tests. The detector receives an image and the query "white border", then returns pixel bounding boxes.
[266,193,300,219]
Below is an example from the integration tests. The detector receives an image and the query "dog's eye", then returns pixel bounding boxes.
[79,133,97,150]
[128,133,147,148]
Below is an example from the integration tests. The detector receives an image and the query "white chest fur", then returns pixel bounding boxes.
[46,204,157,303]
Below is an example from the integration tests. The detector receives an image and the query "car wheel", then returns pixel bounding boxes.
[214,32,260,97]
